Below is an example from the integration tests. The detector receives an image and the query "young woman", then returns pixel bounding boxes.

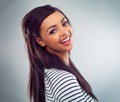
[22,5,97,102]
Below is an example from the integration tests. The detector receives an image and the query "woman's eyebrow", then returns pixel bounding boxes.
[46,17,66,32]
[61,17,66,23]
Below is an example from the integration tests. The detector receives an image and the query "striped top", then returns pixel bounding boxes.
[45,68,95,102]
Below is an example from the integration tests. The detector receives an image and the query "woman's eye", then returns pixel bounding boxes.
[63,21,68,26]
[49,29,57,34]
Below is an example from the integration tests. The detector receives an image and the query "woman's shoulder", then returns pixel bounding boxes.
[44,68,81,100]
[44,68,76,81]
[44,68,95,102]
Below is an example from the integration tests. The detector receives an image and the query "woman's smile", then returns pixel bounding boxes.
[60,35,72,46]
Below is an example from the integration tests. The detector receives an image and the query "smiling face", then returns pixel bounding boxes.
[36,11,73,56]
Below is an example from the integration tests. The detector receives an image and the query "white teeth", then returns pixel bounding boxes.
[61,37,70,43]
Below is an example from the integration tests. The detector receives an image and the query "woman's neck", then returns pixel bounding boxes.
[47,49,70,66]
[56,52,70,66]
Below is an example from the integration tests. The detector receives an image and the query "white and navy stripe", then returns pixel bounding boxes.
[45,68,95,102]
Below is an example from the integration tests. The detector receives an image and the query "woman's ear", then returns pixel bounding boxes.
[35,37,46,47]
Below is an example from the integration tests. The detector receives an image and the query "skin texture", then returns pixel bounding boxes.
[36,11,73,65]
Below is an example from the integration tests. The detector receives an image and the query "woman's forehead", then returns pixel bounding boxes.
[40,11,65,29]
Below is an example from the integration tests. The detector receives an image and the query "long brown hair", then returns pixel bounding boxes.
[21,5,97,102]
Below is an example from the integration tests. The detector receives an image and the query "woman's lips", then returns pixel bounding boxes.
[60,36,71,46]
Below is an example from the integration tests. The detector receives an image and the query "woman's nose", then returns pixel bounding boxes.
[60,28,69,37]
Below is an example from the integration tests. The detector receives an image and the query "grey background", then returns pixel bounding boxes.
[0,0,120,102]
